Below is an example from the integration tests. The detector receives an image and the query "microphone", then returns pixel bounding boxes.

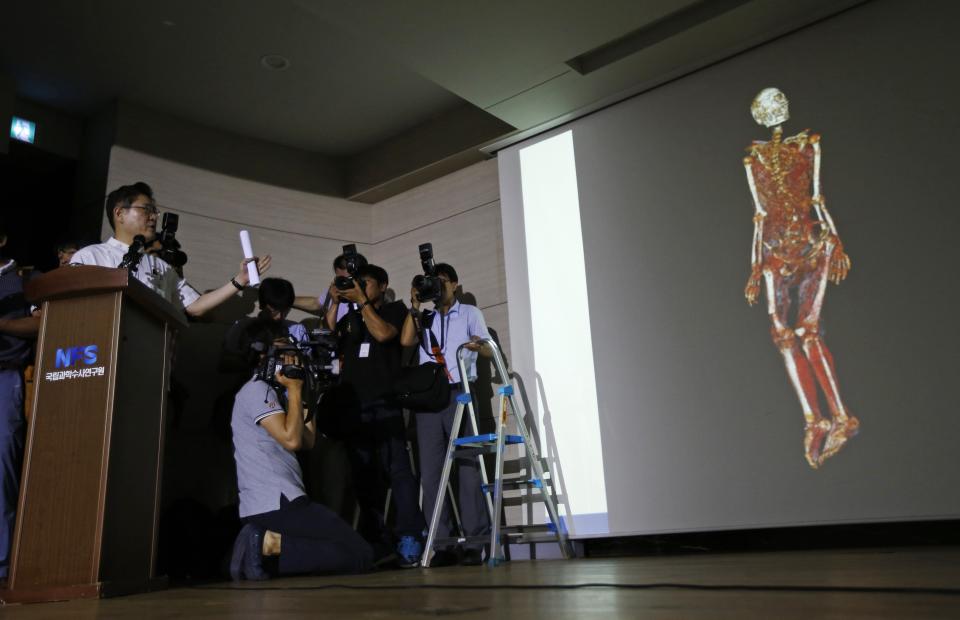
[120,235,147,273]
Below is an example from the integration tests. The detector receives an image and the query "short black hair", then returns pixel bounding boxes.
[258,277,295,313]
[357,263,388,286]
[333,252,368,272]
[56,240,84,253]
[434,263,459,283]
[105,181,153,230]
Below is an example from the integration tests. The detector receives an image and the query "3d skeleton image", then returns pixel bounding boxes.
[743,88,858,469]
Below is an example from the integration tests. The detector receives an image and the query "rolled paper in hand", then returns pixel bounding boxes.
[239,230,260,286]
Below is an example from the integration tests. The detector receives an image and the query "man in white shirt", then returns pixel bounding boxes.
[71,182,270,316]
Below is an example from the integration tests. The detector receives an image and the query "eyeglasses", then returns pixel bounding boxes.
[125,203,159,216]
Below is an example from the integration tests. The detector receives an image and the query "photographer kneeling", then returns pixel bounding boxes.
[230,318,372,580]
[400,263,492,566]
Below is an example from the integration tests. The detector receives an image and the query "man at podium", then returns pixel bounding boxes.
[70,182,270,316]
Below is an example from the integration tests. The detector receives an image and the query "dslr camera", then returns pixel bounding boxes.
[155,213,188,268]
[334,244,364,292]
[412,242,443,303]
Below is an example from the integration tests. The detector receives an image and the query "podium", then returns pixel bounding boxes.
[2,266,187,603]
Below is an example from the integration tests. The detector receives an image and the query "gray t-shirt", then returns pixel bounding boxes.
[231,376,306,517]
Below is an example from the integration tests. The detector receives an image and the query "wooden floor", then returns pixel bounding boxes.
[2,547,959,618]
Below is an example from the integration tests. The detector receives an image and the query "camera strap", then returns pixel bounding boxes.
[320,290,333,316]
[421,310,453,382]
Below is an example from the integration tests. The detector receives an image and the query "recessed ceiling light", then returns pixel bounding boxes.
[260,54,291,71]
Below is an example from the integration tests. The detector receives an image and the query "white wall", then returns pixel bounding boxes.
[370,158,509,361]
[106,146,507,350]
[105,145,371,308]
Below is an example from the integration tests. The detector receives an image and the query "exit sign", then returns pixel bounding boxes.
[10,116,36,144]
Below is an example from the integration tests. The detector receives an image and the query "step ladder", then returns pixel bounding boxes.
[420,337,573,567]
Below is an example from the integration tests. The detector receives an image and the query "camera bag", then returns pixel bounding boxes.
[392,362,451,412]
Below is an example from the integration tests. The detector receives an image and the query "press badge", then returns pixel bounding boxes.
[359,343,371,358]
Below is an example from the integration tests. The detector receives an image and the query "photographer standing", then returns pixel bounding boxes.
[293,251,368,329]
[400,263,492,566]
[229,318,372,580]
[333,264,425,567]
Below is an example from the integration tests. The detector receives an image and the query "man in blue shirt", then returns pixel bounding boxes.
[400,263,492,566]
[0,223,40,582]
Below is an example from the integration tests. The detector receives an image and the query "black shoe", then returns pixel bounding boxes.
[427,549,459,567]
[230,524,269,581]
[460,548,483,566]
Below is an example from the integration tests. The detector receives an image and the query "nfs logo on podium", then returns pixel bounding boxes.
[55,345,98,368]
[46,344,106,382]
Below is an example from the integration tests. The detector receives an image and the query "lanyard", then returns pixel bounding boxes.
[422,309,453,382]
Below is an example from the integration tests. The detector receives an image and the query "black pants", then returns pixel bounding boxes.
[344,401,425,546]
[245,495,373,575]
[416,387,490,550]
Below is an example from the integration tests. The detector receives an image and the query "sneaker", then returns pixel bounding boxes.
[396,535,422,568]
[229,524,269,581]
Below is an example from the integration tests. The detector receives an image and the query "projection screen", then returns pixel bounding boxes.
[498,0,960,538]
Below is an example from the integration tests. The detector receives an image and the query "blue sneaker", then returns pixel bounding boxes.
[397,535,422,568]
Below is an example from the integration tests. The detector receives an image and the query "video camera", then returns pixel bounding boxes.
[298,328,340,396]
[412,242,443,303]
[333,243,364,292]
[155,213,188,268]
[255,329,340,406]
[255,340,307,385]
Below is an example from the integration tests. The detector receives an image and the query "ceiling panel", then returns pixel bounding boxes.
[1,0,871,196]
[0,0,465,154]
[297,0,701,110]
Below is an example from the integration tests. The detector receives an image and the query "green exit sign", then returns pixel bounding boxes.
[10,116,36,144]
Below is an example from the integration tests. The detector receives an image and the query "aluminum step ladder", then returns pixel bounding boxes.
[420,337,573,567]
